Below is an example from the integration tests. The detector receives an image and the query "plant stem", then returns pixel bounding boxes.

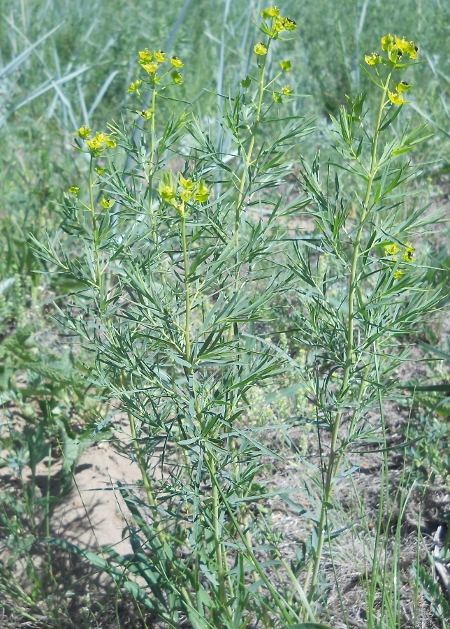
[181,210,191,365]
[306,72,392,602]
[149,88,157,245]
[234,51,268,249]
[88,157,103,305]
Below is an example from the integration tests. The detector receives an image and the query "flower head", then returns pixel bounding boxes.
[101,198,115,209]
[365,52,381,66]
[388,91,408,106]
[139,108,153,119]
[171,70,183,84]
[86,136,104,151]
[254,43,268,56]
[159,181,176,202]
[273,17,286,32]
[281,85,292,96]
[95,167,107,175]
[394,269,404,279]
[403,243,415,262]
[273,91,283,103]
[395,81,412,92]
[395,36,418,59]
[261,6,280,18]
[139,49,153,64]
[384,243,400,258]
[154,50,166,62]
[179,174,195,190]
[85,131,116,153]
[127,79,143,93]
[69,186,79,195]
[283,17,297,31]
[77,125,91,139]
[194,181,210,203]
[381,34,395,52]
[280,60,292,71]
[170,56,184,68]
[141,62,159,75]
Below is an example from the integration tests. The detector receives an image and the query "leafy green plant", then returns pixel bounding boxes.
[25,11,445,629]
[285,32,441,612]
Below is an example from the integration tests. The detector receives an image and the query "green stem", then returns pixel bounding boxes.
[181,209,191,366]
[88,157,103,304]
[210,456,227,609]
[149,88,157,244]
[234,50,268,249]
[306,71,392,602]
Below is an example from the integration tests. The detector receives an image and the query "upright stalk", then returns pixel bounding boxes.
[306,72,392,602]
[234,49,268,248]
[88,157,103,303]
[148,88,158,245]
[180,209,191,366]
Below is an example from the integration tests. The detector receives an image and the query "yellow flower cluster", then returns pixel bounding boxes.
[77,127,116,154]
[158,172,210,213]
[365,34,418,106]
[260,6,297,34]
[127,48,184,90]
[365,33,418,69]
[384,241,415,279]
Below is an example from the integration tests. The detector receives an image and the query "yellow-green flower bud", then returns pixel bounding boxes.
[171,70,183,84]
[280,60,292,71]
[77,125,91,139]
[101,198,115,209]
[281,85,292,96]
[127,79,143,93]
[179,174,195,190]
[159,183,176,202]
[273,91,283,103]
[194,181,210,203]
[95,167,107,175]
[140,109,153,119]
[180,189,193,203]
[395,81,412,92]
[138,48,153,64]
[69,186,80,195]
[254,43,268,56]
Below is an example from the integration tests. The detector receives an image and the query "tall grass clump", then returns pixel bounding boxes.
[33,7,442,628]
